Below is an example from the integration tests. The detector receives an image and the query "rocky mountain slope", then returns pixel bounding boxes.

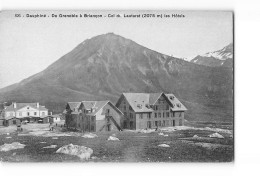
[0,33,233,122]
[191,43,233,67]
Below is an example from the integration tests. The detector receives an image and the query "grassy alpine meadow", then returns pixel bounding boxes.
[0,123,234,162]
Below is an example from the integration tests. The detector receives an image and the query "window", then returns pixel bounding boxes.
[162,120,166,127]
[166,120,169,126]
[130,121,134,129]
[130,113,133,119]
[158,113,161,118]
[123,121,127,128]
[154,105,158,111]
[124,112,127,117]
[159,99,164,104]
[13,120,16,124]
[154,113,157,118]
[28,112,30,116]
[91,125,94,131]
[172,120,175,126]
[139,113,143,119]
[166,112,169,118]
[158,121,161,126]
[171,112,174,117]
[155,121,158,127]
[34,112,37,115]
[41,112,45,116]
[106,109,110,114]
[162,112,165,118]
[148,113,151,119]
[129,106,133,111]
[166,105,170,110]
[124,106,126,111]
[91,116,95,122]
[147,121,151,128]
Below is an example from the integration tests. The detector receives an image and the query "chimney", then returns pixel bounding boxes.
[36,102,39,108]
[13,102,17,108]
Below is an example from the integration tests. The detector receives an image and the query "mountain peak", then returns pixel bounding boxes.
[190,43,233,67]
[0,34,233,123]
[77,32,135,51]
[202,43,233,60]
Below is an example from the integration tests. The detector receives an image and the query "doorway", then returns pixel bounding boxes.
[172,120,175,126]
[147,121,151,128]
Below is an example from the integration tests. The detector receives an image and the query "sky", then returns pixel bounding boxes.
[0,10,233,88]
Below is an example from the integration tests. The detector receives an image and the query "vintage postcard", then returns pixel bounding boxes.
[0,10,233,162]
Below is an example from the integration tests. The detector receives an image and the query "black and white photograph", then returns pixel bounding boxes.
[0,10,234,163]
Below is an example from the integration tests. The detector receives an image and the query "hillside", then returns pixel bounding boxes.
[0,33,233,122]
[191,43,233,68]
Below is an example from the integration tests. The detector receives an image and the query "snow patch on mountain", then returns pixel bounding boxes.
[201,44,233,60]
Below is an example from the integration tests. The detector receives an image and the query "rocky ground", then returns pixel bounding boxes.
[0,122,233,162]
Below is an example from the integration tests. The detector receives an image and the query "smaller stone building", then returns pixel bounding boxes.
[4,116,21,126]
[65,101,123,132]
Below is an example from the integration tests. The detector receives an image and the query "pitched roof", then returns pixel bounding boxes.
[39,115,49,119]
[39,106,48,111]
[122,93,154,113]
[121,92,187,112]
[149,92,163,105]
[4,102,48,111]
[5,116,16,120]
[165,93,187,111]
[47,114,61,118]
[67,102,81,110]
[81,101,109,116]
[81,101,123,116]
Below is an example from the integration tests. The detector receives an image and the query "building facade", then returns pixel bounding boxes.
[115,92,187,130]
[64,102,81,128]
[1,102,48,125]
[65,101,123,132]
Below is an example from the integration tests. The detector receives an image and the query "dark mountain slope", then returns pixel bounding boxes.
[0,33,233,122]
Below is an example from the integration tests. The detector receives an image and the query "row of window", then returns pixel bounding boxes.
[153,104,170,111]
[123,121,134,129]
[8,112,46,116]
[147,119,182,127]
[154,112,182,118]
[123,119,183,129]
[78,116,95,122]
[123,105,133,111]
[123,111,183,119]
[124,112,134,119]
[77,123,95,131]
